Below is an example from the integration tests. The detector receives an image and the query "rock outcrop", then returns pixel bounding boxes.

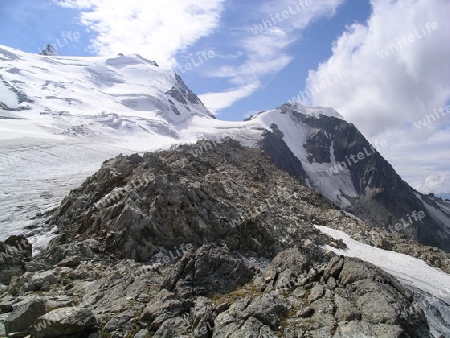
[0,235,32,285]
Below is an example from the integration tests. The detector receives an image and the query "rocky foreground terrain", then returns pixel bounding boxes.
[1,140,449,337]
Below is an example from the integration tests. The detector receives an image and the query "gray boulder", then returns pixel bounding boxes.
[29,270,58,290]
[140,289,191,331]
[213,292,288,336]
[30,307,98,337]
[4,298,45,334]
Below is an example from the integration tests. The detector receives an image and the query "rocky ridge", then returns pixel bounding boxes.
[0,140,448,337]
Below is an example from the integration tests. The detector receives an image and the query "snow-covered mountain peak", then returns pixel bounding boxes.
[280,102,344,119]
[105,53,159,69]
[0,45,213,129]
[246,103,343,124]
[39,44,58,56]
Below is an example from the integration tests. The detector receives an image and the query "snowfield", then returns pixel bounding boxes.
[316,225,450,337]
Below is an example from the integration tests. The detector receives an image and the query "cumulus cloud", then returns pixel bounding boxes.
[377,127,450,193]
[304,0,450,193]
[306,0,450,135]
[55,0,224,67]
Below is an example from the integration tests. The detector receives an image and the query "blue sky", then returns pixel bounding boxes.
[0,0,449,193]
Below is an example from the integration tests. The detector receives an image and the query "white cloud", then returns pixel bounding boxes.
[199,83,260,114]
[375,128,450,193]
[55,0,224,67]
[304,0,450,193]
[307,0,450,135]
[200,0,345,113]
[413,174,447,194]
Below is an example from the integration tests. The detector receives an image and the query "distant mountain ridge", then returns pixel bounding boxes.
[248,104,450,251]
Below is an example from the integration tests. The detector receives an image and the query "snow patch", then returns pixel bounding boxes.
[0,81,19,108]
[315,225,450,302]
[315,225,450,337]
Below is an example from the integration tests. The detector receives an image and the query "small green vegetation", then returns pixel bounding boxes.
[209,281,263,306]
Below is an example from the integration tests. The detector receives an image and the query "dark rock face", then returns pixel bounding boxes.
[0,141,443,337]
[0,235,32,285]
[165,73,214,118]
[259,127,307,184]
[39,44,58,56]
[304,129,332,164]
[213,292,289,335]
[260,104,450,252]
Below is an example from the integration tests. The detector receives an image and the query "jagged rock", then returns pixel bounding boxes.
[257,247,312,292]
[24,261,52,272]
[323,255,344,280]
[333,257,430,337]
[308,284,324,303]
[4,298,45,334]
[162,244,255,297]
[152,316,191,337]
[212,298,252,335]
[165,74,213,118]
[334,294,358,321]
[30,307,98,337]
[29,270,58,290]
[226,316,276,338]
[243,292,288,329]
[140,289,191,331]
[45,140,333,263]
[56,256,81,268]
[334,321,405,338]
[190,297,215,338]
[102,309,135,333]
[39,44,58,56]
[134,329,150,338]
[213,292,288,336]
